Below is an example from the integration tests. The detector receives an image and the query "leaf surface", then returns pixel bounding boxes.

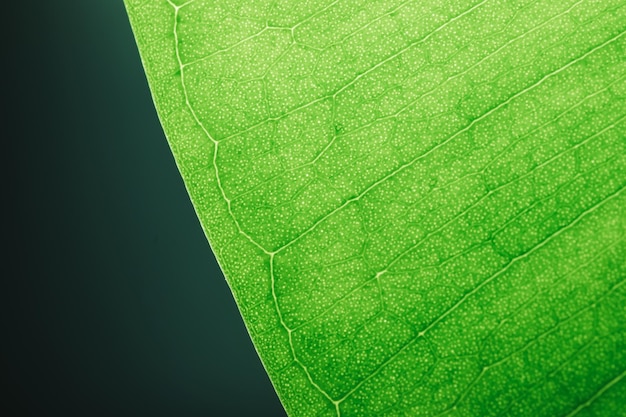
[124,0,626,415]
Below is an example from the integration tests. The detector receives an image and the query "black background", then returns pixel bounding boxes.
[3,1,286,416]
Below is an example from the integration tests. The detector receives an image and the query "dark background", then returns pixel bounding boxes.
[3,1,286,416]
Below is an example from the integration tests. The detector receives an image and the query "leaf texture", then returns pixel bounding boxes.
[124,0,626,415]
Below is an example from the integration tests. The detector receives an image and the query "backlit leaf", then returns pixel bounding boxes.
[124,1,626,415]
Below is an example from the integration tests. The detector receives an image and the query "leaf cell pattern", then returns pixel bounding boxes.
[125,0,626,416]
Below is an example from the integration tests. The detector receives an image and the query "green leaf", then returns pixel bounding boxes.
[124,0,626,415]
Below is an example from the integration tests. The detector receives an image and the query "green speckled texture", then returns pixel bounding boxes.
[124,0,626,415]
